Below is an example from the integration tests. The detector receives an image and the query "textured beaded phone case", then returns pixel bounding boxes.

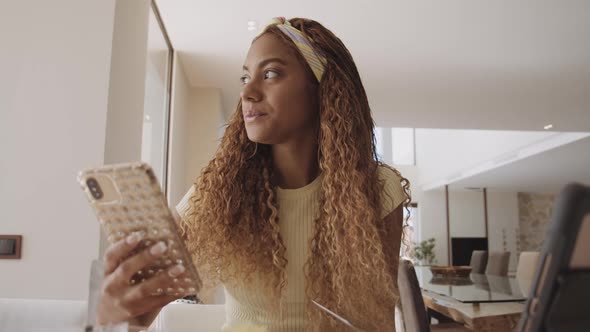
[77,162,202,296]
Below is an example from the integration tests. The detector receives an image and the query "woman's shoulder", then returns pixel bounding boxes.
[176,184,197,221]
[376,164,408,219]
[377,164,403,183]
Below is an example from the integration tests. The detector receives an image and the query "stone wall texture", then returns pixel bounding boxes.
[518,192,556,251]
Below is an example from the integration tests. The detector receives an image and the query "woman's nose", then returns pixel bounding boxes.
[240,81,262,102]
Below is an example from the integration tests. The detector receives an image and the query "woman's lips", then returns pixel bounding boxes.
[244,110,267,123]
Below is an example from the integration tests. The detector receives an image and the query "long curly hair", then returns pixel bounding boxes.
[181,18,412,331]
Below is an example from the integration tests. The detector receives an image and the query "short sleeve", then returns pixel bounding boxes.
[176,184,196,221]
[378,166,407,219]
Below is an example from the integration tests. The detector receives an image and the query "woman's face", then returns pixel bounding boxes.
[240,32,319,145]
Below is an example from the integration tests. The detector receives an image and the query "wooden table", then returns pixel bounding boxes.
[414,266,525,331]
[421,289,524,331]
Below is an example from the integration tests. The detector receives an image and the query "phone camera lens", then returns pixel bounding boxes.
[86,178,104,200]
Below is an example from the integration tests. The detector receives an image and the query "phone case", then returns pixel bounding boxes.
[77,162,202,296]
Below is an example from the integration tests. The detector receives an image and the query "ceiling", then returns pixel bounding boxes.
[449,135,590,193]
[155,0,590,193]
[157,0,590,132]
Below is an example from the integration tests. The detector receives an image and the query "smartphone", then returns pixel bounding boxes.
[77,162,202,296]
[518,182,590,332]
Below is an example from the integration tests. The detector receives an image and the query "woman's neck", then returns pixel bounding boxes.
[271,139,319,189]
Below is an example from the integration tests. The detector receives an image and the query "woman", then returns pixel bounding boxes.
[98,17,411,331]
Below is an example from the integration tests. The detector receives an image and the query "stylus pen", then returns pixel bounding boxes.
[312,300,365,332]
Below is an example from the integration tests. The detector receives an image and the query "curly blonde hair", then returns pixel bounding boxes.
[181,18,411,331]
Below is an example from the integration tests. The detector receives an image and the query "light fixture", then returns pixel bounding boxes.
[544,124,553,130]
[247,20,257,31]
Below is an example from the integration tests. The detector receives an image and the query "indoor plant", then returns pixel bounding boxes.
[412,238,437,266]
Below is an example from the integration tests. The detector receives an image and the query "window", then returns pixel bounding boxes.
[392,128,415,166]
[374,127,416,166]
[401,203,419,259]
[375,126,386,161]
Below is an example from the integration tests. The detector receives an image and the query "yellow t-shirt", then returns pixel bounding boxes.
[176,165,407,332]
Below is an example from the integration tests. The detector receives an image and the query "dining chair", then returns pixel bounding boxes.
[485,251,510,276]
[398,259,470,332]
[486,274,514,294]
[470,273,490,291]
[469,250,488,273]
[515,251,540,296]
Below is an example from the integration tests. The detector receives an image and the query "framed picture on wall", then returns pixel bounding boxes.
[0,235,22,259]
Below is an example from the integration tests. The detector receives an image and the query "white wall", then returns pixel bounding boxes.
[0,0,116,299]
[183,88,223,190]
[417,190,448,265]
[167,54,192,208]
[417,188,520,270]
[0,0,152,300]
[487,191,520,272]
[416,129,554,186]
[167,65,223,208]
[448,191,486,238]
[104,0,150,165]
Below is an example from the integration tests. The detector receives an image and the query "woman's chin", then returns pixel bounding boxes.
[246,131,274,145]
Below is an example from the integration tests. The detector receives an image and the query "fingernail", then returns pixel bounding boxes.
[168,265,185,278]
[150,242,167,256]
[126,233,140,245]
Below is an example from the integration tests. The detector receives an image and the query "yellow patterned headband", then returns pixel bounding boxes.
[258,17,327,82]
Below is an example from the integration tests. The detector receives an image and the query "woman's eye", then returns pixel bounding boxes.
[264,70,278,79]
[240,71,277,84]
